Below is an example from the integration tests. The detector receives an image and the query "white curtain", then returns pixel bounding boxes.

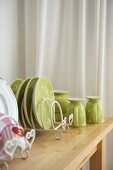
[0,0,25,82]
[23,0,109,99]
[23,0,113,113]
[1,0,113,169]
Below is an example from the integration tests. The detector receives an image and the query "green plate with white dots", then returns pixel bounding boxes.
[32,77,55,129]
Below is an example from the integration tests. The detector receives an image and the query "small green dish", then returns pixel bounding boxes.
[23,77,39,127]
[15,78,31,126]
[11,79,23,95]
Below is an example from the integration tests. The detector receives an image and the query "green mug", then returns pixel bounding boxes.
[86,96,104,124]
[54,90,70,121]
[66,98,86,127]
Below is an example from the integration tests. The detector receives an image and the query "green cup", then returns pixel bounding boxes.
[66,98,86,127]
[54,90,70,121]
[86,96,104,124]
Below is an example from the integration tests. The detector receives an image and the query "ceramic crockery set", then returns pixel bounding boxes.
[0,78,35,170]
[11,77,73,136]
[54,91,104,127]
[11,75,104,128]
[11,77,54,130]
[11,76,104,128]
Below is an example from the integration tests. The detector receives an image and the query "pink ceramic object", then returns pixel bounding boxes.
[0,113,36,170]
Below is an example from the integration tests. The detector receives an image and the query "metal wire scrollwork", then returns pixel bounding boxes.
[40,98,73,140]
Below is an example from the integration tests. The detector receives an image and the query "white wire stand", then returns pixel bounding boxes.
[40,98,73,140]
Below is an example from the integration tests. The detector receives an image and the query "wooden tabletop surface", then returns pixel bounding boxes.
[9,117,113,170]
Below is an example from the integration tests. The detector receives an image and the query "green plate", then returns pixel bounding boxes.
[11,79,23,95]
[21,99,32,129]
[21,99,27,128]
[30,103,40,129]
[15,78,31,126]
[32,77,55,129]
[23,77,39,127]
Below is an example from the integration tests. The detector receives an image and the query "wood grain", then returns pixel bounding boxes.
[9,118,113,170]
[90,139,105,170]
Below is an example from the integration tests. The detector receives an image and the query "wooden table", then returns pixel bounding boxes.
[9,117,113,170]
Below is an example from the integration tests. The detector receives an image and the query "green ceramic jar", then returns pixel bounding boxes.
[66,98,86,127]
[86,96,104,124]
[54,90,70,121]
